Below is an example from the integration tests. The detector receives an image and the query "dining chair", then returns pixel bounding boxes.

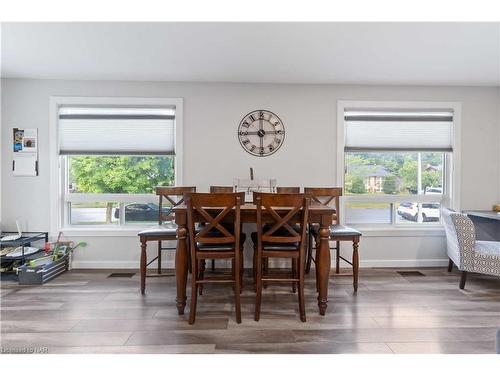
[260,187,301,284]
[442,208,500,289]
[186,192,245,324]
[276,187,301,193]
[253,192,310,322]
[210,186,234,193]
[205,186,236,273]
[304,187,341,273]
[138,186,196,294]
[304,187,362,292]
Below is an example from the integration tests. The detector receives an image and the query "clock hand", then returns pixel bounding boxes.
[242,130,279,136]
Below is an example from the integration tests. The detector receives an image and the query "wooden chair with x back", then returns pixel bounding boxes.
[276,187,301,193]
[186,192,245,324]
[303,187,342,273]
[253,192,310,322]
[138,186,196,294]
[210,186,234,193]
[304,187,362,292]
[203,186,237,275]
[258,186,300,288]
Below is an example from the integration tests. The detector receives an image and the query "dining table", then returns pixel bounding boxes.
[173,201,337,316]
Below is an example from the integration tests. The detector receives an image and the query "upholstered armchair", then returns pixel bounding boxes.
[442,208,500,289]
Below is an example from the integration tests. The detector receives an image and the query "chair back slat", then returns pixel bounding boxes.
[186,192,244,247]
[156,186,196,224]
[276,187,300,193]
[304,187,342,223]
[210,186,234,193]
[254,192,309,244]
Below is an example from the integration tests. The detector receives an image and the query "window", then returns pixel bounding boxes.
[337,102,460,228]
[52,98,183,229]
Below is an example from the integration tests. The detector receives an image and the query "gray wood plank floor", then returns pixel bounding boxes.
[1,268,499,354]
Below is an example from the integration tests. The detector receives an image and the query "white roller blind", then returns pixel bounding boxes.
[59,107,176,155]
[344,110,454,152]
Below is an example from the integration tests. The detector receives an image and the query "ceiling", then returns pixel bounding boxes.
[1,22,499,86]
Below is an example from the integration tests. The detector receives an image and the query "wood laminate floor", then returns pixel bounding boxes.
[1,267,500,354]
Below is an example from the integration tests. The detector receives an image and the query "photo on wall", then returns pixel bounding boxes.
[12,127,38,176]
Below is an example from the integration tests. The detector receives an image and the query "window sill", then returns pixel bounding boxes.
[348,225,445,237]
[58,225,445,239]
[57,227,153,237]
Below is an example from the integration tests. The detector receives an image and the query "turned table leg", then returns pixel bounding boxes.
[175,224,188,315]
[316,225,331,315]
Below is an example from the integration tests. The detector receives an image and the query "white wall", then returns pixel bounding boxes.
[1,78,499,268]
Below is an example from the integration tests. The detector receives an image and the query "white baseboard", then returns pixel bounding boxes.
[359,259,449,268]
[71,258,450,269]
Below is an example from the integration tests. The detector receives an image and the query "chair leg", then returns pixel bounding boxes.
[448,259,453,272]
[315,240,320,293]
[253,247,257,292]
[298,253,306,322]
[198,260,205,295]
[239,251,244,293]
[234,254,242,324]
[157,240,162,274]
[231,259,236,292]
[459,271,467,289]
[140,239,147,295]
[263,257,268,289]
[189,262,198,325]
[305,229,313,274]
[292,258,297,293]
[255,253,263,321]
[335,241,340,274]
[211,259,215,272]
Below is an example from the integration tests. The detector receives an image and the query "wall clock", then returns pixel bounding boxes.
[238,110,285,157]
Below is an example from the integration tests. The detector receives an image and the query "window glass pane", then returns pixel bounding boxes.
[421,152,444,195]
[396,202,441,223]
[68,156,174,194]
[122,202,171,225]
[345,152,444,195]
[345,202,392,224]
[70,202,119,225]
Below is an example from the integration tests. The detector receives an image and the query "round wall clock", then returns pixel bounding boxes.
[238,110,285,157]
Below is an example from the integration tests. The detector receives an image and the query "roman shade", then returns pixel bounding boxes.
[58,107,176,155]
[344,109,454,152]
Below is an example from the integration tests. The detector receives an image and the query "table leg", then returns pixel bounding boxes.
[316,225,331,315]
[353,238,359,293]
[175,224,188,315]
[140,238,147,295]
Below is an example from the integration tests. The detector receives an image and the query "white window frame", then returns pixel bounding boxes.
[49,96,183,236]
[336,100,461,233]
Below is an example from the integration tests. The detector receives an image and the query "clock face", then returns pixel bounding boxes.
[238,110,285,157]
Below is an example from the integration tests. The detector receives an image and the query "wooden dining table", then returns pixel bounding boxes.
[173,202,336,316]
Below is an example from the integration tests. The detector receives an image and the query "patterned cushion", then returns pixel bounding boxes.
[450,212,476,271]
[442,208,461,267]
[475,241,500,257]
[473,251,500,277]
